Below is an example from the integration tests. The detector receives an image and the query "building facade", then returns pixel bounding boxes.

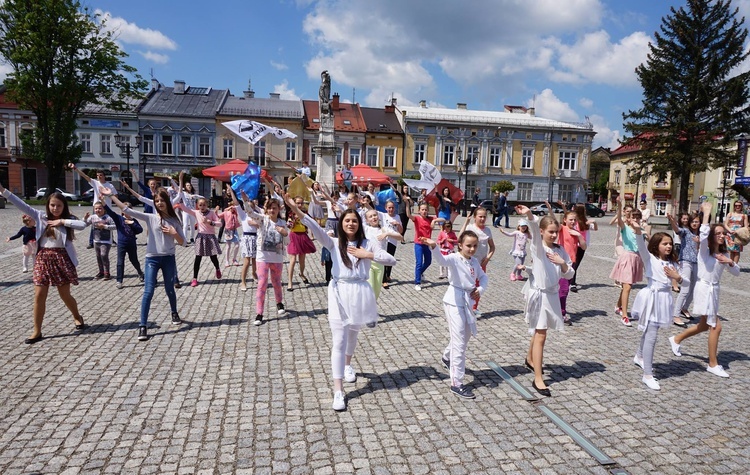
[360,102,405,180]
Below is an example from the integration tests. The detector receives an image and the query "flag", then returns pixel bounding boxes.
[231,162,261,199]
[403,160,442,192]
[375,188,398,212]
[221,120,296,144]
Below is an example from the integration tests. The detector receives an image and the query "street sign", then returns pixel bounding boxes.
[735,176,750,185]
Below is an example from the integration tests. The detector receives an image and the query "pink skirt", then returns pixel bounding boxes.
[288,231,316,255]
[609,251,644,284]
[33,248,79,287]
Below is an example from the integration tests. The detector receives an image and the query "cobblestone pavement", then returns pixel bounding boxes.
[1,202,749,474]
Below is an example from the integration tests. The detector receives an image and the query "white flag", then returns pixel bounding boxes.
[222,120,296,144]
[403,160,442,192]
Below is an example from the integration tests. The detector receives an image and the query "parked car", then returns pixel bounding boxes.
[81,188,142,206]
[80,188,94,202]
[479,199,495,210]
[529,202,565,216]
[34,188,80,201]
[584,203,605,217]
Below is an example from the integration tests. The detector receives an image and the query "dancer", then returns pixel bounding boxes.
[131,168,159,214]
[630,222,681,390]
[71,165,117,249]
[497,219,531,281]
[569,203,598,292]
[363,209,402,299]
[516,204,574,397]
[6,214,36,272]
[104,201,144,289]
[556,208,587,325]
[669,202,741,377]
[1,183,87,343]
[380,200,403,288]
[217,204,241,267]
[286,195,316,291]
[609,198,644,326]
[397,184,412,244]
[436,221,458,278]
[436,186,456,222]
[725,201,747,264]
[422,230,488,399]
[83,201,117,280]
[241,190,289,326]
[284,195,396,411]
[227,186,260,291]
[458,206,495,314]
[100,187,185,341]
[307,182,326,227]
[180,180,202,244]
[406,202,445,290]
[668,212,700,327]
[174,198,222,287]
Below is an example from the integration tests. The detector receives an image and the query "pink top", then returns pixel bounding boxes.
[184,208,220,235]
[437,230,458,253]
[218,209,240,230]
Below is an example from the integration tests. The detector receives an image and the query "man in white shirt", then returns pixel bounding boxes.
[72,165,118,247]
[296,159,311,178]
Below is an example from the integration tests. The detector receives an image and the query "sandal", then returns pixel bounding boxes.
[287,286,294,292]
[673,319,687,328]
[301,276,309,285]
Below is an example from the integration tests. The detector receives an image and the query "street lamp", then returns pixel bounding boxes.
[115,132,141,187]
[457,145,477,217]
[718,165,732,223]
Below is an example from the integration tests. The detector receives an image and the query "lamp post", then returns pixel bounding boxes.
[457,145,477,217]
[718,165,732,223]
[115,132,141,187]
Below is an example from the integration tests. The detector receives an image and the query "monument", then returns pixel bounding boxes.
[315,70,337,188]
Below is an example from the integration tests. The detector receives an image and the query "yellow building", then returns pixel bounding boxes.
[360,103,405,179]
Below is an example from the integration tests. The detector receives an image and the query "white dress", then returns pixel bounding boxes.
[693,224,741,326]
[522,215,574,334]
[630,236,675,331]
[302,215,396,327]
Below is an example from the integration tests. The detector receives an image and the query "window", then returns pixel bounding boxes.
[558,184,573,202]
[180,136,192,156]
[466,145,480,166]
[161,135,173,156]
[521,148,534,169]
[100,134,112,154]
[142,134,154,154]
[349,147,361,166]
[655,201,667,216]
[80,133,91,153]
[223,138,233,159]
[443,144,455,165]
[366,146,378,167]
[286,142,297,161]
[384,148,396,168]
[254,140,266,166]
[0,126,5,148]
[309,150,317,166]
[517,182,533,201]
[557,150,577,170]
[489,146,501,168]
[413,143,426,163]
[199,137,211,157]
[336,148,342,166]
[614,170,621,185]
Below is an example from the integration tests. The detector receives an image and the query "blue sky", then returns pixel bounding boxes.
[4,0,750,149]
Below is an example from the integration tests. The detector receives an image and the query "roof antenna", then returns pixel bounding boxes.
[352,87,355,104]
[150,67,154,79]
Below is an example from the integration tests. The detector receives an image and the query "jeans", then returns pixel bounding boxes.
[141,255,178,327]
[414,243,431,283]
[493,209,509,227]
[116,243,143,283]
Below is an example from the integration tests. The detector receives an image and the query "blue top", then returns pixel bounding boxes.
[9,226,36,245]
[621,226,638,252]
[677,227,699,263]
[136,181,154,214]
[105,205,143,247]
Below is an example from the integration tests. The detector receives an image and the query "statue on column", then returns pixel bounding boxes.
[319,70,332,118]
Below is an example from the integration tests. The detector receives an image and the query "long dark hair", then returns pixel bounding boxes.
[45,192,76,239]
[647,232,677,262]
[708,223,728,255]
[154,188,181,224]
[337,209,365,269]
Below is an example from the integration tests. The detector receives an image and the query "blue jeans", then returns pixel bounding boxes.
[141,255,178,327]
[116,243,143,283]
[493,209,509,227]
[414,243,431,283]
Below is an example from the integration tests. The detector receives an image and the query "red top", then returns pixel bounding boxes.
[412,215,436,241]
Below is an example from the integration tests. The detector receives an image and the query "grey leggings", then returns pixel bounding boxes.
[636,324,659,376]
[95,243,111,275]
[513,256,526,277]
[673,261,697,316]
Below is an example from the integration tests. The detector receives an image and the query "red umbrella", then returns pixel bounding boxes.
[336,163,392,186]
[202,159,250,181]
[425,179,464,209]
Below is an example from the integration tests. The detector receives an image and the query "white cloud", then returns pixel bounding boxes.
[579,97,594,109]
[530,89,579,123]
[138,51,169,65]
[273,81,300,101]
[0,62,13,82]
[589,114,622,149]
[271,61,288,71]
[95,9,177,51]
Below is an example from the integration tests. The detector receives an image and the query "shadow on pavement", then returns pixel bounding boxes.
[546,360,607,383]
[348,365,447,401]
[379,310,441,322]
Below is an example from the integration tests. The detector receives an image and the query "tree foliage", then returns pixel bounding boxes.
[491,180,515,194]
[622,0,750,211]
[0,0,146,195]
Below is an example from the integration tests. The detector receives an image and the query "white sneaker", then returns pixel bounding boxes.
[633,355,644,369]
[344,365,357,383]
[642,376,661,390]
[414,284,421,291]
[22,268,28,273]
[669,336,682,357]
[474,310,482,319]
[332,391,346,411]
[706,365,729,378]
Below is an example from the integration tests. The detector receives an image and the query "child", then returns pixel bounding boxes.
[104,202,145,289]
[175,198,222,287]
[180,181,202,244]
[242,190,289,326]
[284,196,396,411]
[557,210,587,325]
[0,184,87,343]
[668,212,700,327]
[630,223,681,390]
[286,196,316,291]
[380,200,403,288]
[569,203,598,292]
[363,209,402,299]
[217,205,241,267]
[7,214,36,272]
[101,187,186,341]
[422,231,488,399]
[498,219,531,281]
[227,186,260,291]
[436,221,458,278]
[669,202,741,378]
[84,201,117,280]
[516,205,574,397]
[609,199,644,326]
[406,202,445,290]
[459,206,495,314]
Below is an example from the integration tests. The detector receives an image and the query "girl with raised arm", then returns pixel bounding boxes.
[609,198,644,326]
[668,212,700,327]
[226,186,260,291]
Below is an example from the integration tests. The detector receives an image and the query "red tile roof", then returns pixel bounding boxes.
[303,100,367,133]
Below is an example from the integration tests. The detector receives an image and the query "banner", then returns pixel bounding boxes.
[737,137,747,178]
[221,120,297,145]
[403,160,442,192]
[230,162,261,200]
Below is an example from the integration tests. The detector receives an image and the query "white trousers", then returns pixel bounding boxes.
[329,317,361,380]
[442,303,472,387]
[673,261,697,315]
[183,212,196,241]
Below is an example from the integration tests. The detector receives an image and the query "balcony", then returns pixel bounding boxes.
[652,181,669,189]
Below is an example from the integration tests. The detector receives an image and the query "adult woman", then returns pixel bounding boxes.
[436,186,456,223]
[725,201,748,264]
[397,184,412,244]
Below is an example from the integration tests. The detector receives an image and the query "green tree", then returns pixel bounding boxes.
[490,180,515,194]
[622,0,750,211]
[0,0,146,196]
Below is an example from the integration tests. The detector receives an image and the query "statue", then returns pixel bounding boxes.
[319,70,331,117]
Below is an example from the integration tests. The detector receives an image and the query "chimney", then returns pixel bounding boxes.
[385,103,395,113]
[269,93,281,99]
[173,80,186,94]
[243,89,255,98]
[457,103,467,110]
[332,93,340,110]
[527,107,535,116]
[419,100,427,108]
[151,78,160,91]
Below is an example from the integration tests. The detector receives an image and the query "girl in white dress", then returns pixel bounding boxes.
[422,231,488,400]
[284,196,396,412]
[629,222,682,390]
[516,205,574,397]
[669,202,741,378]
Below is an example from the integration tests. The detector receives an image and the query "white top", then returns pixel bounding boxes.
[693,224,740,319]
[248,209,287,263]
[466,224,493,261]
[90,178,117,207]
[631,235,675,330]
[123,207,185,257]
[236,204,259,233]
[640,208,651,223]
[364,224,387,252]
[379,211,402,247]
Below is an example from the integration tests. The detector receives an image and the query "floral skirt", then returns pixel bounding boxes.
[288,231,316,255]
[240,234,257,258]
[33,248,78,287]
[195,233,222,256]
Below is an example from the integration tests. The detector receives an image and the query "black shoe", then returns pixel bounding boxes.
[254,314,264,326]
[24,335,43,344]
[174,280,182,289]
[138,327,149,341]
[570,285,578,293]
[171,312,182,325]
[450,385,475,399]
[442,357,450,370]
[75,323,88,331]
[532,381,551,397]
[277,302,286,315]
[86,244,94,249]
[524,359,535,371]
[138,274,145,283]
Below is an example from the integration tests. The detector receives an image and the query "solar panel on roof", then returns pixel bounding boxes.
[186,87,209,95]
